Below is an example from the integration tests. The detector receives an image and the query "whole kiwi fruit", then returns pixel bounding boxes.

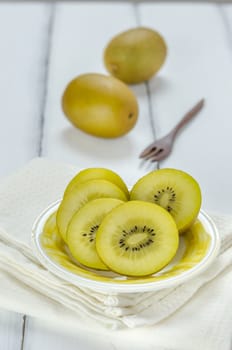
[104,27,167,84]
[62,73,138,138]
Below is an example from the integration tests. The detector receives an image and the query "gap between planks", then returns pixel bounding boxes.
[217,4,232,53]
[38,2,56,157]
[133,1,159,170]
[19,2,164,347]
[20,2,56,349]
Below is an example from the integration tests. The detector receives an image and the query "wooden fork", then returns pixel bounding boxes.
[139,98,205,162]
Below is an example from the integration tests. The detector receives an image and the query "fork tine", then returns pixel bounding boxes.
[139,143,157,158]
[150,149,169,162]
[149,150,167,163]
[150,155,163,163]
[140,98,205,163]
[143,147,162,160]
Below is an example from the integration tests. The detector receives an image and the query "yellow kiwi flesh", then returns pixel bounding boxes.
[67,198,124,270]
[104,27,167,84]
[130,168,202,233]
[64,168,129,199]
[56,179,127,242]
[96,201,179,276]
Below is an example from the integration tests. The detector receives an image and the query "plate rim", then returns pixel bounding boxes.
[31,200,221,293]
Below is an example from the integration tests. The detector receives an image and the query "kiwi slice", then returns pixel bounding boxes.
[130,168,202,233]
[67,198,124,270]
[43,211,57,235]
[56,179,127,241]
[96,200,179,277]
[64,167,129,199]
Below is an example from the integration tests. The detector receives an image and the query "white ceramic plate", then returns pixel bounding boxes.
[32,200,220,293]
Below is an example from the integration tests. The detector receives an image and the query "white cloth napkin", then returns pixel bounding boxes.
[0,158,232,333]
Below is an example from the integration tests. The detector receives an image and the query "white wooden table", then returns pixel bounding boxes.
[1,2,232,349]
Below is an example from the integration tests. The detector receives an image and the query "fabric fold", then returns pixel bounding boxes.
[0,158,231,330]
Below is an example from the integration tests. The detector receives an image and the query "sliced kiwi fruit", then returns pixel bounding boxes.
[56,179,127,241]
[95,200,179,277]
[43,211,57,235]
[67,198,124,270]
[130,168,202,233]
[64,167,129,199]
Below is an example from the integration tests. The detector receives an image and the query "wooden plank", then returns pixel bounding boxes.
[23,2,153,348]
[3,3,231,350]
[0,3,51,178]
[138,3,232,213]
[41,2,154,186]
[221,4,232,40]
[22,3,232,349]
[23,318,115,350]
[0,309,23,350]
[0,2,52,348]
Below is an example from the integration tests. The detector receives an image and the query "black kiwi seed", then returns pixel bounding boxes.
[82,224,99,243]
[118,225,156,252]
[153,186,177,213]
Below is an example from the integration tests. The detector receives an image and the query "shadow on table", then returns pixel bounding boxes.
[60,127,136,161]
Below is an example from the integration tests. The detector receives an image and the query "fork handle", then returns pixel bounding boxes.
[170,98,205,138]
